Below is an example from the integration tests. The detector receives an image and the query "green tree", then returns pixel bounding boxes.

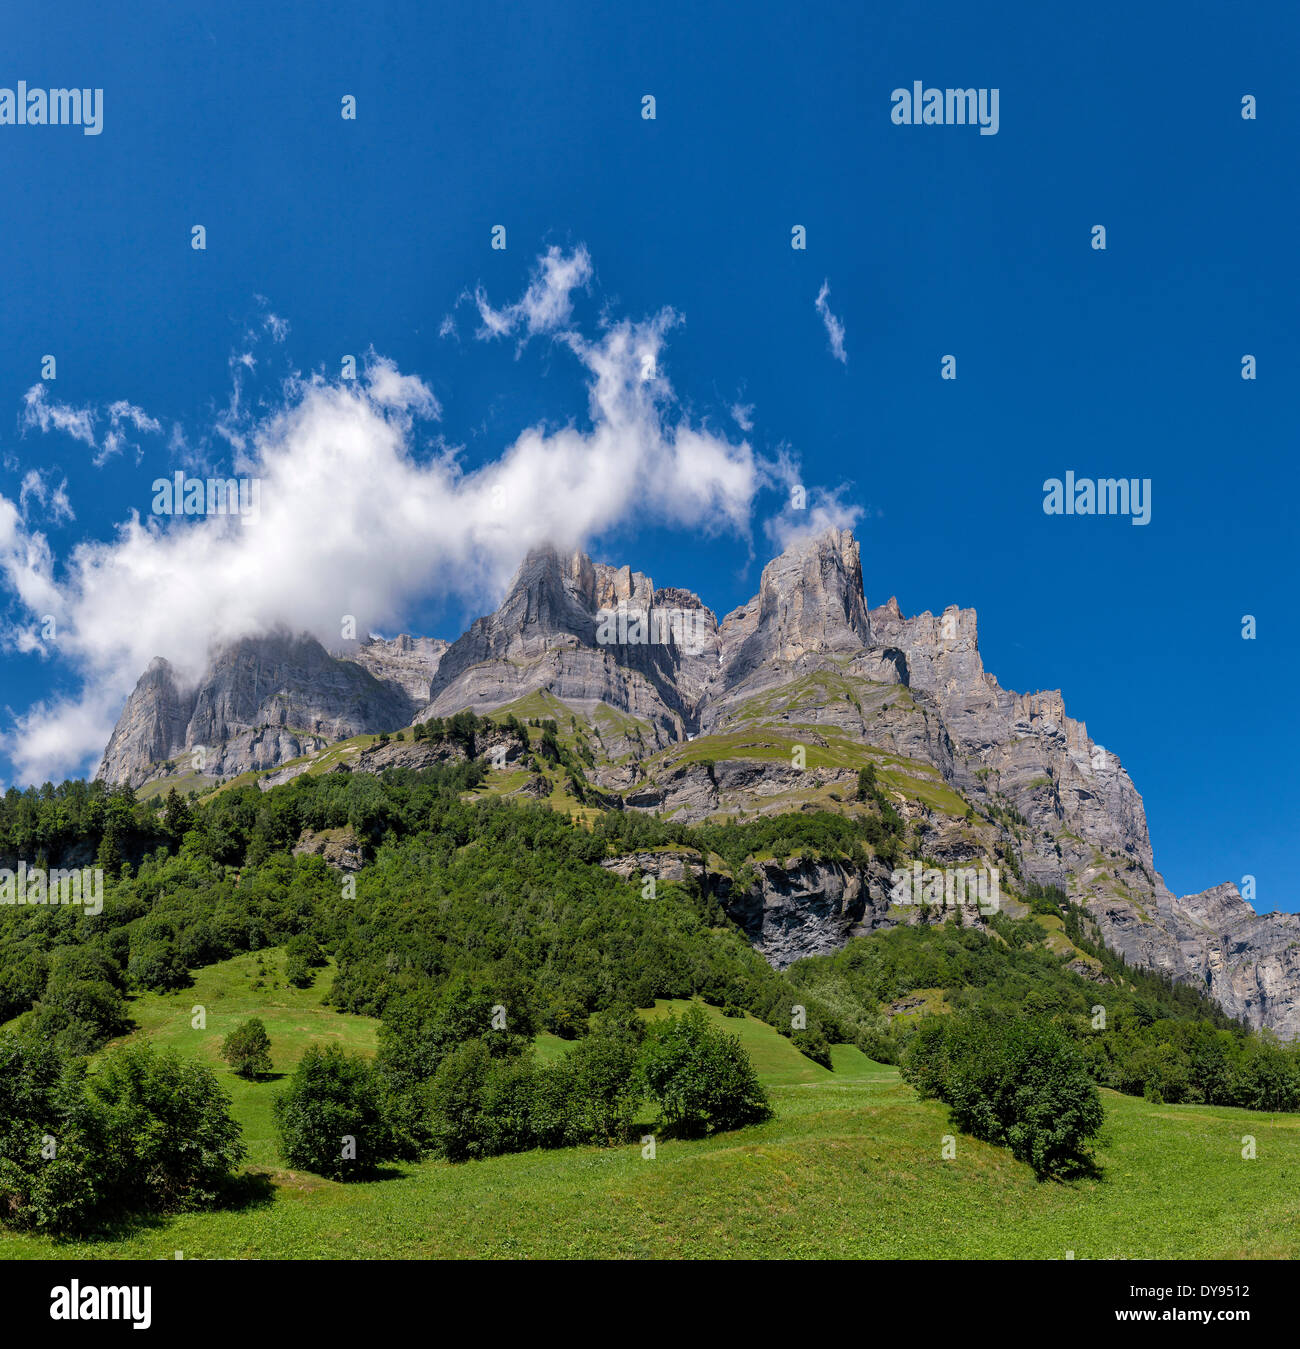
[637,1003,771,1138]
[0,1032,103,1233]
[221,1018,272,1078]
[274,1044,394,1179]
[427,1041,542,1161]
[91,1043,246,1212]
[902,1010,1103,1178]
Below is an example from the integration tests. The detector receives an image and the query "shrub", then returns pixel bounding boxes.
[902,1011,1103,1178]
[285,954,313,987]
[426,1005,648,1161]
[791,1025,833,1068]
[284,934,325,989]
[221,1018,272,1078]
[26,977,131,1055]
[285,933,327,967]
[375,979,532,1158]
[637,1003,772,1138]
[426,1040,497,1162]
[426,1046,541,1162]
[274,1044,394,1179]
[560,1027,640,1144]
[0,1033,104,1233]
[88,1043,245,1213]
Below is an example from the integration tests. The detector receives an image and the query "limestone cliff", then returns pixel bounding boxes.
[97,528,1299,1037]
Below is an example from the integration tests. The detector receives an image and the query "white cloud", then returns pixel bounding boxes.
[18,470,74,525]
[815,280,847,364]
[472,244,594,346]
[21,385,163,466]
[21,384,95,447]
[764,467,862,553]
[99,401,163,467]
[731,402,755,432]
[363,355,440,417]
[0,247,791,784]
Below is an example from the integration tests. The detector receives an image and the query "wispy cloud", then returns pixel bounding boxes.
[761,446,861,551]
[815,279,847,364]
[18,470,74,525]
[21,385,95,447]
[439,244,596,350]
[101,401,163,466]
[21,385,163,467]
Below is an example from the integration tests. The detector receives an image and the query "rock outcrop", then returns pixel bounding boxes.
[292,827,365,872]
[98,630,417,786]
[97,528,1299,1037]
[339,634,448,704]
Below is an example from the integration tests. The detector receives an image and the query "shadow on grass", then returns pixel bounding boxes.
[1038,1153,1104,1183]
[362,1165,408,1183]
[38,1171,277,1248]
[216,1169,278,1210]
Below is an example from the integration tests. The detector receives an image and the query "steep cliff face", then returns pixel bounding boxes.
[708,527,870,708]
[1150,884,1300,1037]
[97,631,416,786]
[421,543,717,745]
[98,527,1298,1037]
[98,657,195,786]
[340,634,448,704]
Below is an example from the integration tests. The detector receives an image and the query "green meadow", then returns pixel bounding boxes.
[2,953,1295,1261]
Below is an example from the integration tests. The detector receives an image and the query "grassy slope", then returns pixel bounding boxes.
[2,957,1296,1260]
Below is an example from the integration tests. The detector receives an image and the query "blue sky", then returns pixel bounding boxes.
[0,1,1294,909]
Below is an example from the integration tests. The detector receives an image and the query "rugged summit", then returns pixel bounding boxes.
[98,528,1299,1037]
[99,631,416,786]
[712,526,871,694]
[423,543,718,746]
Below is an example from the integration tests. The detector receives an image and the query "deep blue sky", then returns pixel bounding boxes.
[1,1,1294,908]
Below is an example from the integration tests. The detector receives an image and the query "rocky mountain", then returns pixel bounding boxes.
[422,544,718,747]
[97,528,1300,1038]
[336,633,449,704]
[98,630,419,786]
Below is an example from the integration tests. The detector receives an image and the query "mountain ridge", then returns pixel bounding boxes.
[95,527,1299,1037]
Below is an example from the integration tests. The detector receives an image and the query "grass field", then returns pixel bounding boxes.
[2,954,1296,1260]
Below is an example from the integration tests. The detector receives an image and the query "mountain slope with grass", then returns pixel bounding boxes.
[5,756,1300,1256]
[4,976,1298,1260]
[90,528,1300,1038]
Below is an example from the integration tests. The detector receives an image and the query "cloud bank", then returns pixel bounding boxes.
[0,246,806,784]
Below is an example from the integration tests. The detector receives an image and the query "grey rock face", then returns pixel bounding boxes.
[98,527,1298,1037]
[420,543,717,744]
[1159,884,1300,1037]
[339,634,448,704]
[705,527,871,718]
[98,630,417,787]
[621,758,860,825]
[98,657,194,786]
[601,849,989,970]
[729,857,880,968]
[292,827,365,872]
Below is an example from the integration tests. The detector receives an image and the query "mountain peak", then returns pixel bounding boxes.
[754,524,870,643]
